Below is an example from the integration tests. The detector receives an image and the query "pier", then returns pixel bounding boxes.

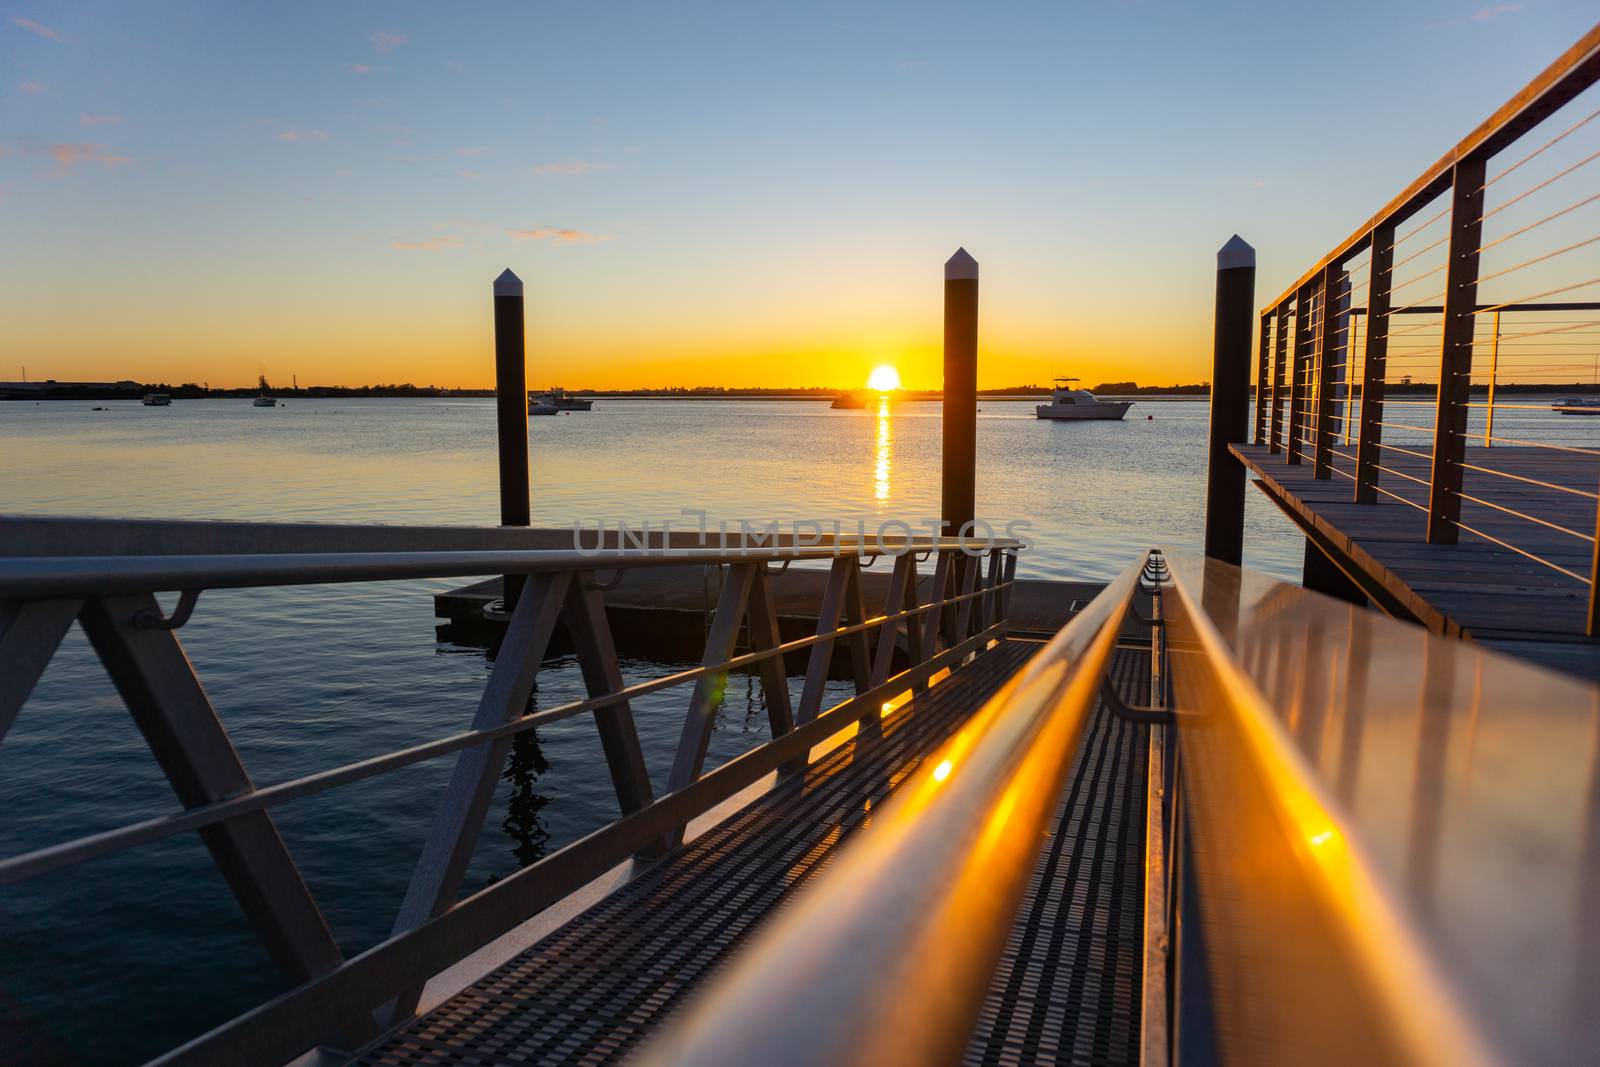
[1205,25,1600,683]
[5,22,1600,1067]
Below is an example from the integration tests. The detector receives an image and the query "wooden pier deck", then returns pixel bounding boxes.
[345,641,1150,1067]
[1233,442,1600,680]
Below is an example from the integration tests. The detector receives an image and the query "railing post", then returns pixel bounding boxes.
[1269,304,1288,453]
[1589,496,1600,637]
[1254,311,1271,444]
[1427,156,1488,544]
[1204,235,1256,565]
[1313,263,1341,478]
[1484,310,1500,447]
[1354,221,1394,503]
[1286,287,1313,464]
[942,248,979,536]
[493,268,531,610]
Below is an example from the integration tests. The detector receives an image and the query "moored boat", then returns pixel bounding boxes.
[1553,396,1600,414]
[831,392,867,409]
[531,387,593,411]
[141,393,171,406]
[252,375,277,407]
[1035,378,1133,421]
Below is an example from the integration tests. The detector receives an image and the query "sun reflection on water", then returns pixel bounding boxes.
[874,396,892,504]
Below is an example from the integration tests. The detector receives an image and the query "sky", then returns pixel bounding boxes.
[2,1,1597,390]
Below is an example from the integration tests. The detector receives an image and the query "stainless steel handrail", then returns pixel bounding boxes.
[635,551,1148,1067]
[0,538,1018,599]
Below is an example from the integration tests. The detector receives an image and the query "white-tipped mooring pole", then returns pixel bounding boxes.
[942,248,979,537]
[1204,235,1256,564]
[494,268,531,609]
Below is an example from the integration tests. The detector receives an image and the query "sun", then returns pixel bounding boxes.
[866,364,902,392]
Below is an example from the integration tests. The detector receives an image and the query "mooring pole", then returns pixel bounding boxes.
[1204,235,1256,564]
[494,268,531,611]
[942,248,978,538]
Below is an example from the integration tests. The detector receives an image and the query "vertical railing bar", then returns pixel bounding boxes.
[1254,311,1271,444]
[952,551,981,641]
[1287,290,1312,464]
[1270,304,1288,453]
[1428,155,1489,544]
[840,556,874,695]
[1355,221,1395,504]
[562,575,656,816]
[745,564,795,738]
[871,554,916,688]
[902,554,927,666]
[1484,310,1500,447]
[919,550,953,657]
[666,563,759,794]
[795,556,853,725]
[1588,490,1600,637]
[1313,265,1341,477]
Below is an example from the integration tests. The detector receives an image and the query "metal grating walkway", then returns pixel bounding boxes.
[964,646,1149,1067]
[349,640,1148,1067]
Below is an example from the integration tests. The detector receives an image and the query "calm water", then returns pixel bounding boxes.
[0,395,1330,1062]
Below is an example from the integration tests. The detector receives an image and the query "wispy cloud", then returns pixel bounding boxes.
[531,160,609,176]
[456,145,487,156]
[49,142,131,174]
[1429,3,1521,27]
[346,63,374,74]
[80,112,120,126]
[391,235,462,251]
[277,129,329,143]
[17,81,45,94]
[507,225,611,245]
[11,16,62,41]
[458,169,481,180]
[370,30,406,54]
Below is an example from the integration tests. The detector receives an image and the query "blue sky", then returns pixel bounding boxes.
[3,1,1597,387]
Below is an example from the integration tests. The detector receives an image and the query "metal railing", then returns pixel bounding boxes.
[1252,23,1600,632]
[634,549,1154,1067]
[639,546,1600,1067]
[0,520,1020,1065]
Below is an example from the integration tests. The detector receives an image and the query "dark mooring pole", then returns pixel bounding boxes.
[942,248,979,537]
[1204,235,1255,565]
[494,268,531,611]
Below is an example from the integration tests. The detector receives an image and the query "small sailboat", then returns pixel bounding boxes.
[252,375,277,407]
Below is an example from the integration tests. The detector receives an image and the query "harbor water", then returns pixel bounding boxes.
[0,395,1408,1062]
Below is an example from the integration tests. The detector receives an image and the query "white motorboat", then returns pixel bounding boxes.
[252,375,277,407]
[531,387,593,411]
[1554,397,1600,415]
[1035,378,1133,421]
[528,399,562,416]
[141,393,171,406]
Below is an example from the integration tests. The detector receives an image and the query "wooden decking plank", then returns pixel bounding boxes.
[1233,442,1600,679]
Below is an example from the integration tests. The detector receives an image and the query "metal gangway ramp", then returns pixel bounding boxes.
[4,525,1600,1067]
